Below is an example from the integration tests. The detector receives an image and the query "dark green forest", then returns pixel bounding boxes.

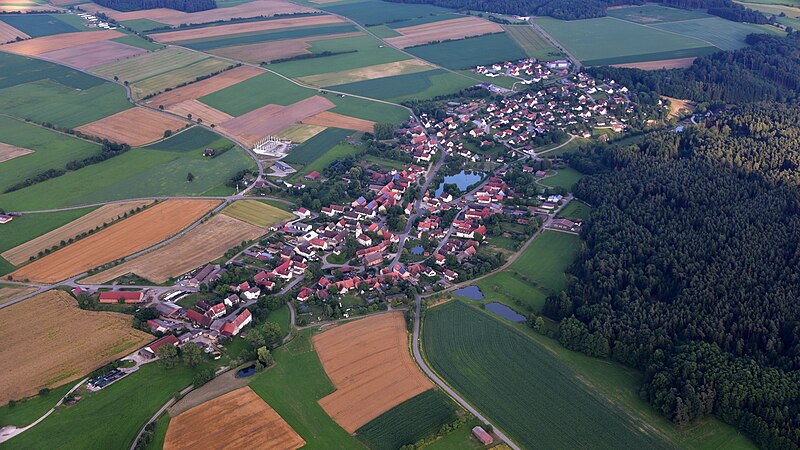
[92,0,216,12]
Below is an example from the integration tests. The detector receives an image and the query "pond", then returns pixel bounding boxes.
[453,285,484,300]
[435,170,484,197]
[485,302,526,323]
[411,245,424,255]
[236,365,256,378]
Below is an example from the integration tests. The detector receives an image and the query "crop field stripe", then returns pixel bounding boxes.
[502,24,556,56]
[582,46,718,66]
[405,33,529,70]
[649,17,777,51]
[179,24,359,51]
[221,199,295,227]
[283,127,351,165]
[422,301,674,450]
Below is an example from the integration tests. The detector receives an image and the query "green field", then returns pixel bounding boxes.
[110,34,164,51]
[0,382,73,427]
[0,52,104,91]
[199,71,314,116]
[119,18,169,33]
[422,421,483,450]
[507,230,581,294]
[385,12,462,28]
[423,301,673,450]
[143,413,170,450]
[248,330,360,448]
[535,16,719,66]
[328,92,410,124]
[541,167,584,190]
[328,69,475,101]
[180,23,358,50]
[405,33,529,70]
[356,389,459,450]
[321,0,450,26]
[652,17,783,51]
[735,1,800,29]
[2,363,200,449]
[474,271,548,314]
[269,34,411,78]
[0,207,96,254]
[502,24,561,58]
[558,199,592,220]
[0,14,82,37]
[295,143,362,177]
[283,128,352,165]
[0,129,254,211]
[607,5,712,23]
[221,200,295,227]
[0,116,101,193]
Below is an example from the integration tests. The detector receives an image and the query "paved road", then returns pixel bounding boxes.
[411,293,521,450]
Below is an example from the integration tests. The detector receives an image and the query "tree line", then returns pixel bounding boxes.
[93,0,216,13]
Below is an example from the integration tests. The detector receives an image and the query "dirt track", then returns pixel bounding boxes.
[164,387,305,450]
[386,17,503,48]
[314,312,433,433]
[10,199,219,284]
[0,290,151,405]
[75,107,187,146]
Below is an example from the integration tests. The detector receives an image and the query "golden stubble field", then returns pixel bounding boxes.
[0,290,151,404]
[164,387,305,450]
[314,312,434,433]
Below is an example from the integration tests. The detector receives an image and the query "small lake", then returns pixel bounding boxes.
[411,245,424,255]
[453,285,484,300]
[435,170,484,197]
[485,302,526,323]
[236,365,256,378]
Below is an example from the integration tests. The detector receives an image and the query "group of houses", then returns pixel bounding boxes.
[475,58,570,83]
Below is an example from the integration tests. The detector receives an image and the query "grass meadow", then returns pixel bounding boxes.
[320,0,449,26]
[221,200,295,227]
[541,167,585,191]
[405,33,529,70]
[607,5,711,23]
[558,199,592,220]
[0,382,73,427]
[652,17,784,51]
[199,71,313,116]
[507,230,581,294]
[283,128,352,165]
[0,14,82,37]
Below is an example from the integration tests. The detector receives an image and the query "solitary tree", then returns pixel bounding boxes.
[257,346,274,367]
[187,172,195,182]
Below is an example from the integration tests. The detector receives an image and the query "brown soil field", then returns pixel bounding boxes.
[662,95,696,120]
[612,57,696,70]
[0,285,36,306]
[148,65,263,107]
[75,107,188,146]
[39,40,147,69]
[0,20,29,43]
[150,14,344,43]
[2,200,154,266]
[386,17,503,48]
[81,214,264,284]
[0,142,33,163]
[298,59,432,86]
[165,99,233,126]
[0,29,124,55]
[167,369,249,417]
[0,290,151,404]
[207,32,360,64]
[302,111,375,133]
[164,387,305,450]
[86,0,316,26]
[219,96,334,148]
[314,312,434,433]
[9,199,220,284]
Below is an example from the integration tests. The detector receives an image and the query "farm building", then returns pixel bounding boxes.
[472,426,494,445]
[221,309,252,337]
[0,214,13,224]
[98,291,144,304]
[140,334,179,358]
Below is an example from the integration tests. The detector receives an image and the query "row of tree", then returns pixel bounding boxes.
[93,0,216,12]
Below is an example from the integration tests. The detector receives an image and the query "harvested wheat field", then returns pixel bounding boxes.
[0,290,151,404]
[0,142,33,164]
[314,312,434,433]
[208,32,361,64]
[0,20,29,43]
[81,214,265,284]
[222,199,295,228]
[149,65,263,107]
[299,59,433,86]
[75,107,187,146]
[164,387,305,450]
[612,57,696,70]
[164,100,233,126]
[386,17,503,48]
[150,14,345,43]
[275,123,326,143]
[219,96,334,148]
[0,29,124,55]
[39,40,147,69]
[302,111,375,133]
[9,199,219,284]
[0,285,36,306]
[2,200,153,266]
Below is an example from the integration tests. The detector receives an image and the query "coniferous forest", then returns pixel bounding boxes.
[93,0,216,13]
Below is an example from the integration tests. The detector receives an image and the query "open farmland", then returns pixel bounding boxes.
[0,14,81,38]
[1,200,153,266]
[208,31,362,64]
[148,65,263,107]
[275,123,326,143]
[38,40,147,70]
[0,20,29,42]
[320,0,449,26]
[423,301,673,450]
[612,57,696,69]
[0,29,124,55]
[0,290,151,404]
[405,33,529,70]
[607,5,712,23]
[164,387,305,450]
[0,208,96,257]
[534,16,718,66]
[199,71,314,116]
[652,17,781,51]
[507,230,581,294]
[314,312,434,433]
[302,111,374,133]
[283,128,351,165]
[162,100,233,126]
[8,199,219,283]
[503,24,560,58]
[356,389,459,450]
[177,23,358,51]
[386,17,503,48]
[221,199,295,227]
[0,284,36,306]
[149,15,346,43]
[327,69,475,101]
[80,214,265,284]
[0,142,32,163]
[75,107,187,146]
[218,96,335,148]
[297,59,433,86]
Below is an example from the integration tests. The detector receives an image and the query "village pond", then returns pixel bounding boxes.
[453,285,484,300]
[435,170,484,197]
[485,302,526,323]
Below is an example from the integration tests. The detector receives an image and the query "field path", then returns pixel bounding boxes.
[0,377,87,444]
